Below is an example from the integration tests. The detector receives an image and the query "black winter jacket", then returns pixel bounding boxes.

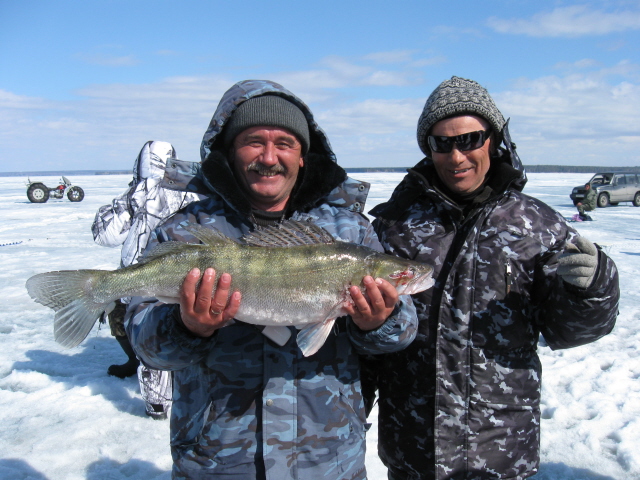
[366,153,619,480]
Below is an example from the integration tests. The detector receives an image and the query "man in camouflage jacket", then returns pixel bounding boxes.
[126,80,418,480]
[366,77,619,479]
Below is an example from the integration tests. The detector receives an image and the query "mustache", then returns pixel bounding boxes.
[247,162,286,176]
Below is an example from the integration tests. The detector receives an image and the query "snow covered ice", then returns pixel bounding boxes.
[1,173,639,480]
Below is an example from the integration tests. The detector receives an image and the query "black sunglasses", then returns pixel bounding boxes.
[427,129,491,154]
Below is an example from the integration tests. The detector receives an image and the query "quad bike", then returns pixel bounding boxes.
[26,176,85,203]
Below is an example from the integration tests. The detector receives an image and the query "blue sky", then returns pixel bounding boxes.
[1,0,639,172]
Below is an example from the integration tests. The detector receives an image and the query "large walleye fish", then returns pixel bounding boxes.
[26,219,433,356]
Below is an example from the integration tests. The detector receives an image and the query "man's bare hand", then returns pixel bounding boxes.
[344,276,399,331]
[179,268,241,337]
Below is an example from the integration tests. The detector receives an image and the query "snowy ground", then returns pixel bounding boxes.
[0,172,638,480]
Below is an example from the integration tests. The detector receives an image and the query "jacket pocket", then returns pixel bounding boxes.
[467,347,542,477]
[470,347,541,408]
[467,400,540,478]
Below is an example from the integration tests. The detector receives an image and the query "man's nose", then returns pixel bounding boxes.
[260,142,278,165]
[449,145,466,163]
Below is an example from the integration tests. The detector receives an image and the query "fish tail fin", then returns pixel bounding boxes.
[26,270,109,348]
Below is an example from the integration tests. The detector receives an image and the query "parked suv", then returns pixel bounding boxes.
[570,172,640,208]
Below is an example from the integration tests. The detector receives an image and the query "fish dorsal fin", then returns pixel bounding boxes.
[182,223,237,246]
[140,241,189,263]
[242,219,335,247]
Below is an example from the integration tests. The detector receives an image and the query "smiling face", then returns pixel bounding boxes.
[430,115,493,195]
[231,126,304,212]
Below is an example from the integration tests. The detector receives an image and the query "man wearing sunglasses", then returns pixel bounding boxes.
[365,76,620,479]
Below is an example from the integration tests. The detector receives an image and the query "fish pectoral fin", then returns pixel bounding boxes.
[296,317,336,357]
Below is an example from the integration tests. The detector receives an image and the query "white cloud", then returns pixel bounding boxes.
[487,5,640,37]
[363,71,415,87]
[2,58,640,172]
[0,89,54,110]
[495,64,640,165]
[76,53,139,67]
[318,99,422,136]
[364,50,417,64]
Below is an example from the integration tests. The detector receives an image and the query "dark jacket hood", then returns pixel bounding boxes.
[162,80,366,218]
[200,80,337,164]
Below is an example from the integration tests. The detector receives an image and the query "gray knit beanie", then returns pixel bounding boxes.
[417,76,505,156]
[223,95,310,154]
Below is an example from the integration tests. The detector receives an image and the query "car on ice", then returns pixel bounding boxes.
[570,172,640,208]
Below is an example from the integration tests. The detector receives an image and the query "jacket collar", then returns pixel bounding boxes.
[370,154,522,221]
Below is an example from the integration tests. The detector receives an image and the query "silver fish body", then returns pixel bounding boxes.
[26,220,434,355]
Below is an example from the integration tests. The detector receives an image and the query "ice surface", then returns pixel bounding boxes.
[0,173,638,479]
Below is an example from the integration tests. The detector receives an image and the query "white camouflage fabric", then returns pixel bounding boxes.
[365,126,620,479]
[126,80,419,480]
[92,140,201,267]
[92,140,201,416]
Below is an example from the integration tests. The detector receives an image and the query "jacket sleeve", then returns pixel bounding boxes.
[91,185,135,247]
[537,246,619,350]
[347,295,418,354]
[346,221,419,354]
[126,300,218,371]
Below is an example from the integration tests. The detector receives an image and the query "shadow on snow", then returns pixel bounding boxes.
[11,336,149,418]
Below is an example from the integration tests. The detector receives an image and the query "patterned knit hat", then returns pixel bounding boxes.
[417,76,505,155]
[223,95,310,154]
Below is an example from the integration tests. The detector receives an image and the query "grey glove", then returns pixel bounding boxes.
[557,236,599,289]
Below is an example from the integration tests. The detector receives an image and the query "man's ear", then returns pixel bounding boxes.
[299,157,304,168]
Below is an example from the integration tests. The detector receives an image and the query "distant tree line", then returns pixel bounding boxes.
[523,165,640,173]
[2,165,638,178]
[344,165,640,174]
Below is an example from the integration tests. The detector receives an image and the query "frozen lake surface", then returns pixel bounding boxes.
[0,172,638,479]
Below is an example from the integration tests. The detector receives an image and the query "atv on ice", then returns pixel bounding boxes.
[26,176,85,203]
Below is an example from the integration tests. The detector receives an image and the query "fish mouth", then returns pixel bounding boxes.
[396,273,434,295]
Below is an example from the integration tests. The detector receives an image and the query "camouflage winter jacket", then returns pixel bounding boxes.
[126,80,418,480]
[367,155,619,480]
[92,140,200,268]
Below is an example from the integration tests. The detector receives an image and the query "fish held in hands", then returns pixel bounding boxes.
[25,220,434,356]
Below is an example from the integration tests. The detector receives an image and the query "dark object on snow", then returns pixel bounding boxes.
[146,403,168,420]
[108,335,140,378]
[26,176,85,203]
